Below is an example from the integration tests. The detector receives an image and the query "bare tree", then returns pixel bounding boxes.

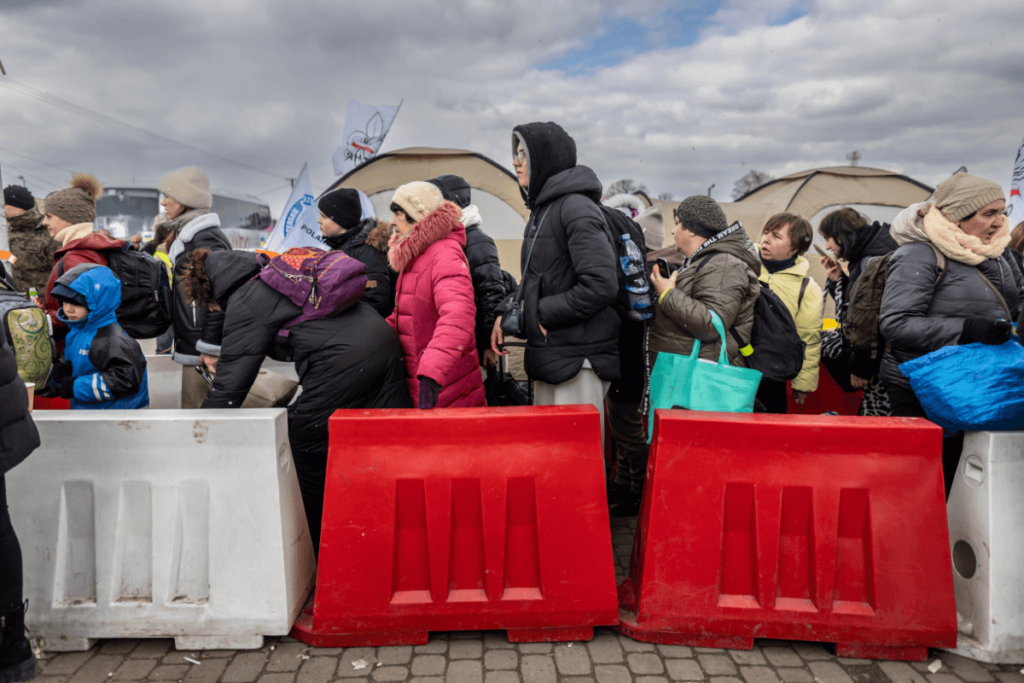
[606,178,648,196]
[731,170,774,200]
[656,191,675,201]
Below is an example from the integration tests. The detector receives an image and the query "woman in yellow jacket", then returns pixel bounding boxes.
[755,213,823,413]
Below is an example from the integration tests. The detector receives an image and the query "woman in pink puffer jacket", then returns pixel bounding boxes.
[386,182,487,409]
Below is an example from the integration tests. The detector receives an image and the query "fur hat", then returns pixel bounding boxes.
[318,188,363,229]
[391,181,444,223]
[427,175,472,209]
[3,184,35,211]
[674,195,728,239]
[158,166,213,210]
[44,174,103,225]
[934,173,1005,223]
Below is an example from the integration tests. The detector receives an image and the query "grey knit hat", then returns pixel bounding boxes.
[934,173,1005,223]
[674,195,728,239]
[44,173,103,225]
[159,166,213,210]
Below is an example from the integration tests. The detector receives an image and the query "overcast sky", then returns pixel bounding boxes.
[1,0,1022,218]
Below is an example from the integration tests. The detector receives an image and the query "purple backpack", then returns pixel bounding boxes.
[257,247,367,329]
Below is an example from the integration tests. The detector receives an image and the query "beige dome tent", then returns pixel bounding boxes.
[326,147,529,278]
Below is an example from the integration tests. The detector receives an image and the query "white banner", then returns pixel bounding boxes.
[263,166,323,253]
[1009,135,1024,229]
[331,100,402,176]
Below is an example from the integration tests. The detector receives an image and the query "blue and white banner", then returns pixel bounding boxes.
[332,100,402,176]
[263,165,323,253]
[1009,135,1024,229]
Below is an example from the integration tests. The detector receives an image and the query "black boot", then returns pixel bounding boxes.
[610,492,642,518]
[0,602,35,683]
[606,481,630,506]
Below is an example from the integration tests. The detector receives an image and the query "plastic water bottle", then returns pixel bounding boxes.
[619,235,652,321]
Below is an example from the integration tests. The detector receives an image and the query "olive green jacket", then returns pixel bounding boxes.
[9,207,60,295]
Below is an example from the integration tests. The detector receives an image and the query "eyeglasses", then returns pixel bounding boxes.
[513,149,526,165]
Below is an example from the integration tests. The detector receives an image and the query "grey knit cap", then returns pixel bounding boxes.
[674,195,728,239]
[934,173,1005,223]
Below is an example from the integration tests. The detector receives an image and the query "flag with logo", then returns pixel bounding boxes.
[263,166,323,253]
[1009,135,1024,229]
[331,100,402,176]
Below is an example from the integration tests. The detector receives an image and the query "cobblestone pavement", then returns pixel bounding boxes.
[29,516,1024,683]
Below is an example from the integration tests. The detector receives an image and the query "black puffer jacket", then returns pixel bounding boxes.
[324,218,394,318]
[508,122,620,384]
[169,212,232,365]
[200,252,410,416]
[1,282,40,473]
[461,206,506,358]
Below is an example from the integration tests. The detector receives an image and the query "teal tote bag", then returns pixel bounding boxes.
[647,310,763,441]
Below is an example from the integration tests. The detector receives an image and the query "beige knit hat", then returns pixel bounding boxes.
[44,173,103,225]
[158,166,213,209]
[391,181,444,223]
[934,173,1005,223]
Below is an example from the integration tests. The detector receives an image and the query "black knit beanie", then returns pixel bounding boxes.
[674,195,728,239]
[427,175,472,209]
[3,185,35,211]
[318,188,363,229]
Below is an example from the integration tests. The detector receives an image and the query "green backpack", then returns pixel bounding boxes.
[0,276,52,385]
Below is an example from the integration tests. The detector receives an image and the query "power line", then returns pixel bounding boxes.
[0,77,288,180]
[0,145,77,175]
[0,162,62,190]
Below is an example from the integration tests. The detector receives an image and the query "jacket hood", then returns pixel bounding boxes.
[531,165,603,208]
[512,122,578,209]
[56,264,121,330]
[55,230,125,257]
[387,201,465,272]
[460,204,482,229]
[324,217,379,252]
[842,220,898,264]
[688,222,761,274]
[167,211,221,264]
[7,207,43,232]
[205,250,266,310]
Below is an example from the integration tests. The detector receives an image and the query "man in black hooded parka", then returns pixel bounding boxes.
[187,250,411,554]
[491,122,620,418]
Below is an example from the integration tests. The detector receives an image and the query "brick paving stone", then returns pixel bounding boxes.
[483,632,516,650]
[337,649,378,678]
[657,645,694,659]
[149,664,190,681]
[100,641,142,656]
[267,643,310,672]
[729,649,766,666]
[413,638,447,655]
[44,653,96,676]
[588,634,624,664]
[294,656,335,683]
[879,661,928,683]
[699,654,738,676]
[618,635,656,653]
[938,654,995,683]
[377,647,413,666]
[447,660,483,683]
[371,666,408,682]
[113,659,157,681]
[184,658,230,683]
[807,661,855,683]
[595,664,632,683]
[34,677,69,683]
[410,678,444,683]
[929,675,965,683]
[836,658,874,667]
[256,675,296,683]
[741,666,781,683]
[410,655,445,677]
[776,668,814,683]
[518,644,553,654]
[484,651,517,671]
[665,659,703,681]
[995,675,1024,683]
[556,644,592,675]
[628,653,665,675]
[484,673,520,683]
[694,648,722,654]
[196,651,237,659]
[521,655,558,683]
[637,678,671,683]
[130,641,174,659]
[710,678,743,683]
[763,648,803,668]
[68,655,125,683]
[223,652,271,683]
[792,644,832,661]
[564,678,595,683]
[450,641,484,659]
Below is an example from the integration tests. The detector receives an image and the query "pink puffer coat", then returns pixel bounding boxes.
[386,201,486,408]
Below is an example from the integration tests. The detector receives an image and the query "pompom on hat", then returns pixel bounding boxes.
[391,181,444,223]
[158,166,213,210]
[933,173,1005,223]
[44,173,103,225]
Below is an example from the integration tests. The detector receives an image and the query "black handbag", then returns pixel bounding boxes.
[500,205,552,337]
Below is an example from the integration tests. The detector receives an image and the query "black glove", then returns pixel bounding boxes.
[51,360,73,384]
[58,377,75,399]
[959,318,1013,346]
[417,376,441,410]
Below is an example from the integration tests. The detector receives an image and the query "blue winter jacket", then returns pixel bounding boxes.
[57,265,149,409]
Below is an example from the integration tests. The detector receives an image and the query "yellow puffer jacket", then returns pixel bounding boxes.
[756,251,823,393]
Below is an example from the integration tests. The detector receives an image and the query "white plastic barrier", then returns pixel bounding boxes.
[945,431,1024,663]
[8,409,316,651]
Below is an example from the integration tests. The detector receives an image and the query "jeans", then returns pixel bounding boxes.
[0,474,23,608]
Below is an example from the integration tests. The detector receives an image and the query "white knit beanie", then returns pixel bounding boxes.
[159,166,213,210]
[391,181,443,223]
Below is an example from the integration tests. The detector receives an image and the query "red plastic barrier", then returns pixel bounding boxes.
[291,406,619,647]
[616,410,956,661]
[787,364,861,416]
[33,396,70,410]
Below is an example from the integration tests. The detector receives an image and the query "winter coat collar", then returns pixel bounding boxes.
[531,165,603,208]
[757,249,810,281]
[55,231,125,257]
[167,211,220,264]
[56,222,95,246]
[7,207,43,233]
[204,250,266,310]
[387,202,465,273]
[842,220,897,264]
[684,222,761,273]
[461,204,482,229]
[324,217,379,252]
[891,202,1010,266]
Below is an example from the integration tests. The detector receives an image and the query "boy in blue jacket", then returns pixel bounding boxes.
[50,264,149,409]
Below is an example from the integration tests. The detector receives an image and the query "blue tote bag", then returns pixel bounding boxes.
[647,310,763,441]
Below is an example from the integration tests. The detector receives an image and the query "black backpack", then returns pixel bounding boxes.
[597,205,655,318]
[59,244,173,339]
[695,255,806,382]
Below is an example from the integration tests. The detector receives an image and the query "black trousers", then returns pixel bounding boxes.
[885,383,965,500]
[755,380,789,414]
[0,474,23,609]
[288,415,330,559]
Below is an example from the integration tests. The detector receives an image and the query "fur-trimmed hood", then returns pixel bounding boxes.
[460,204,482,229]
[891,202,1010,266]
[387,201,465,272]
[366,220,391,252]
